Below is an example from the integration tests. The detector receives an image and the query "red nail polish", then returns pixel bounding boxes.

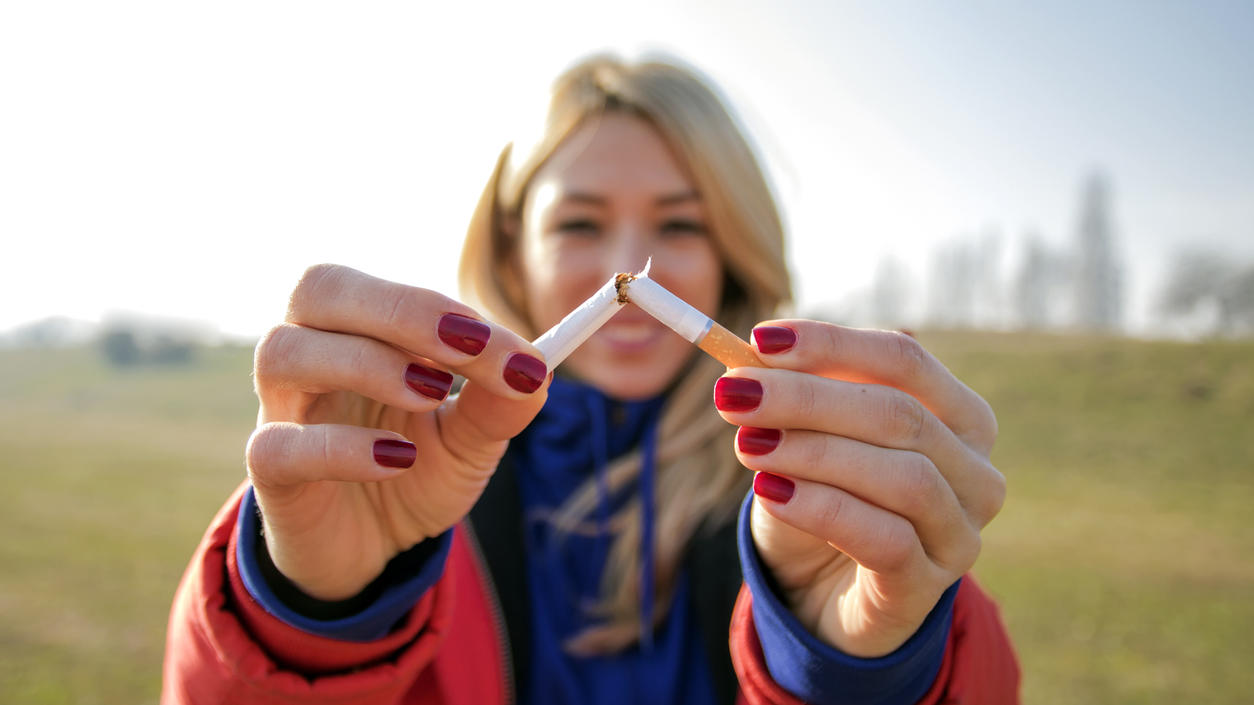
[737,427,782,456]
[503,352,547,393]
[714,377,762,412]
[752,326,797,354]
[753,472,795,504]
[405,363,453,401]
[438,313,490,356]
[373,439,417,468]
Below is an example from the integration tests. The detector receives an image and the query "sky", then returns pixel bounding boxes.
[2,0,1251,339]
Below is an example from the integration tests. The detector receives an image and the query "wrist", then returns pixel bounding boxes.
[265,542,391,602]
[237,486,453,641]
[797,585,942,658]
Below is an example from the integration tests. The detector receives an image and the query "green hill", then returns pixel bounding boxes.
[1,333,1251,704]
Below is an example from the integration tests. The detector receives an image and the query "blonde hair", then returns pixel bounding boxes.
[459,54,791,653]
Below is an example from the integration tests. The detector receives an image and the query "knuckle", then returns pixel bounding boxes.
[890,331,928,383]
[816,490,849,530]
[899,453,944,514]
[878,521,919,573]
[958,530,983,570]
[793,376,820,420]
[343,331,376,376]
[886,392,928,446]
[977,398,999,448]
[253,324,300,385]
[934,525,983,576]
[980,397,998,435]
[800,433,830,471]
[288,263,343,321]
[381,287,414,331]
[942,526,983,575]
[813,322,843,365]
[958,389,999,454]
[978,464,1008,525]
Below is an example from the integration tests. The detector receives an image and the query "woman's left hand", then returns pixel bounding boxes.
[715,320,1005,658]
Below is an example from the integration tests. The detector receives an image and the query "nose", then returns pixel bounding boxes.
[605,225,652,277]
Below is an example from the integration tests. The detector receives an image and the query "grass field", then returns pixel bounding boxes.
[1,332,1251,703]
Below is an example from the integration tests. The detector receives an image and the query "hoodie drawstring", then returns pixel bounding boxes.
[585,393,659,652]
[639,420,658,652]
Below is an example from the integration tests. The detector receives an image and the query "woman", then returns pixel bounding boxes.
[163,54,1018,704]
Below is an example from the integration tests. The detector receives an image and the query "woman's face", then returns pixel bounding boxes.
[517,112,724,400]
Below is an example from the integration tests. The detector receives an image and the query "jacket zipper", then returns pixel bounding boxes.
[463,521,516,705]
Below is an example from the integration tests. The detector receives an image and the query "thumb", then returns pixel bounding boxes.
[436,375,550,465]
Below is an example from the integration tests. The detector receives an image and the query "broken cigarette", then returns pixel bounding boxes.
[531,259,763,370]
[621,265,764,369]
[531,276,625,367]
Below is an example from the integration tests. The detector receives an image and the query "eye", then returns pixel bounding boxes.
[555,218,601,237]
[659,218,708,238]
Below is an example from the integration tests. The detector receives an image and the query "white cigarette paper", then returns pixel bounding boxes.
[531,276,624,367]
[621,275,714,343]
[621,271,764,369]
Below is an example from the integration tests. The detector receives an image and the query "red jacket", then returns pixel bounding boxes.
[163,484,1020,704]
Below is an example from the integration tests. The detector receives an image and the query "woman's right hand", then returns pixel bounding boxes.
[245,264,551,601]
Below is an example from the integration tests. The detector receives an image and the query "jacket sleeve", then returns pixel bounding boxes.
[234,485,452,642]
[730,576,1021,705]
[160,482,458,705]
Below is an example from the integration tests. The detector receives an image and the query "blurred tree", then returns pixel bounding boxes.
[151,335,195,364]
[1230,267,1254,333]
[871,256,911,328]
[1015,235,1051,329]
[927,237,978,328]
[1014,232,1070,330]
[972,228,1004,329]
[100,328,141,366]
[1159,248,1254,336]
[98,322,200,366]
[0,316,95,348]
[1073,172,1124,332]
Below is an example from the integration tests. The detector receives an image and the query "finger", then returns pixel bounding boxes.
[715,371,1006,527]
[285,264,548,400]
[246,422,418,488]
[254,323,454,414]
[751,321,996,453]
[735,427,981,572]
[750,471,931,579]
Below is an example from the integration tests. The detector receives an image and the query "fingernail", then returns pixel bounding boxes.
[714,377,762,412]
[503,352,547,394]
[752,326,797,354]
[373,439,417,469]
[753,472,795,504]
[438,313,490,356]
[405,363,453,401]
[737,427,781,456]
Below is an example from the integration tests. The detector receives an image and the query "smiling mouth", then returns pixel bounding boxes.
[599,322,662,345]
[595,308,667,351]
